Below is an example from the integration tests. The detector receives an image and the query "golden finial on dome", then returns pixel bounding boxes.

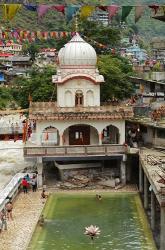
[75,13,78,32]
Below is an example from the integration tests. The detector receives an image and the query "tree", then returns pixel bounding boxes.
[23,43,39,61]
[79,20,121,54]
[98,55,135,101]
[11,66,56,108]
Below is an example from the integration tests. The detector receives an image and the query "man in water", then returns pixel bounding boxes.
[96,194,102,201]
[38,214,44,227]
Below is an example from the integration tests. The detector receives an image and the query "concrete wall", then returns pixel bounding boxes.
[142,126,153,145]
[57,79,100,107]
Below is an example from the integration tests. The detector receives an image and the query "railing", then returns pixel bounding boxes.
[160,187,165,202]
[0,173,25,211]
[24,144,127,157]
[0,127,23,135]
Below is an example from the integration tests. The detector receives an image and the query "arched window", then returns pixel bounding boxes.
[86,90,94,106]
[75,90,83,107]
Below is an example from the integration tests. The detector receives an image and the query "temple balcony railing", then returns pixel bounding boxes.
[0,127,23,135]
[23,144,127,158]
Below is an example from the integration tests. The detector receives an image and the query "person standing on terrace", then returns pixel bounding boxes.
[21,177,28,194]
[5,200,13,220]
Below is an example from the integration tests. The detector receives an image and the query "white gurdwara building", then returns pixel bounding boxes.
[28,33,133,147]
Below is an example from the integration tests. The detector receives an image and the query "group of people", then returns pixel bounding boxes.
[21,174,37,193]
[0,198,13,233]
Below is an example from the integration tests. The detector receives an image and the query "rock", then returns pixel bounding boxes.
[98,179,116,188]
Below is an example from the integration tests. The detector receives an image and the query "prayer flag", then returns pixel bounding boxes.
[107,5,120,20]
[3,4,22,21]
[24,4,37,12]
[65,6,80,22]
[148,4,159,15]
[51,5,65,15]
[37,4,51,19]
[98,6,107,12]
[80,5,95,19]
[121,6,133,22]
[135,6,145,23]
[161,6,165,15]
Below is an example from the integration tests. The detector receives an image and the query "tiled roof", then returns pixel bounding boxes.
[29,102,134,120]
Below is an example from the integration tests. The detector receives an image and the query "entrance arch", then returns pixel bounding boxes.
[63,124,99,145]
[102,125,119,144]
[41,126,59,145]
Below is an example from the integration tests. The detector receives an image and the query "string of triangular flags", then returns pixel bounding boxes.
[0,3,164,23]
[0,30,76,42]
[0,30,108,49]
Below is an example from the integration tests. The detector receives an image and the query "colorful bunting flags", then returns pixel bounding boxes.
[0,4,162,24]
[51,5,65,15]
[3,4,21,20]
[107,5,120,20]
[135,6,146,23]
[65,6,80,22]
[121,6,133,22]
[24,4,37,12]
[37,4,51,19]
[148,4,160,15]
[80,6,95,19]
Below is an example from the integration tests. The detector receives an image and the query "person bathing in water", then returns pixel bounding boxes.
[96,194,102,201]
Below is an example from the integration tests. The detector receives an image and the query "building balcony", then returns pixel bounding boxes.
[23,144,127,159]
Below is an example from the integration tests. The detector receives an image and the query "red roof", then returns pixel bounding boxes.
[0,53,13,57]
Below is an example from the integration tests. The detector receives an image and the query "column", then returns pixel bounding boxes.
[120,160,126,185]
[151,190,156,231]
[160,207,165,250]
[139,163,143,193]
[37,157,43,188]
[99,133,102,145]
[59,134,63,146]
[144,174,149,209]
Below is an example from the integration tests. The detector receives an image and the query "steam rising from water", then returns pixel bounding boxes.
[0,140,32,191]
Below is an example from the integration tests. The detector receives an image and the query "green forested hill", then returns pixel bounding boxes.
[0,0,164,38]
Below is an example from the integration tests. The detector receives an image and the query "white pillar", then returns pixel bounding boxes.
[139,163,143,193]
[160,207,165,250]
[59,134,63,146]
[99,133,102,145]
[151,190,156,231]
[120,155,126,185]
[144,175,149,209]
[119,122,125,144]
[37,157,43,188]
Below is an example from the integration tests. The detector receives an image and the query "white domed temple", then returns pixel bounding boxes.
[24,33,133,186]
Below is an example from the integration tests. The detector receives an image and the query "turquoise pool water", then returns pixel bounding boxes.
[28,193,156,250]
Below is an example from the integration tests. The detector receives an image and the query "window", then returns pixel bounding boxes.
[75,91,83,106]
[157,128,165,139]
[75,131,83,139]
[140,125,147,133]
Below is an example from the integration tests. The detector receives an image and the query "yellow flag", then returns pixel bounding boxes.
[3,4,21,21]
[80,6,95,19]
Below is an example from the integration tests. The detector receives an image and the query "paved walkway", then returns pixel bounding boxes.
[0,191,44,250]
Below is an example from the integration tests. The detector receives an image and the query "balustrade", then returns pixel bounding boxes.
[24,144,126,157]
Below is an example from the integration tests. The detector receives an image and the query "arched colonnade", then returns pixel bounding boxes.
[37,122,124,146]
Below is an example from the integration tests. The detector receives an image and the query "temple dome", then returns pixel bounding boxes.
[58,33,97,67]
